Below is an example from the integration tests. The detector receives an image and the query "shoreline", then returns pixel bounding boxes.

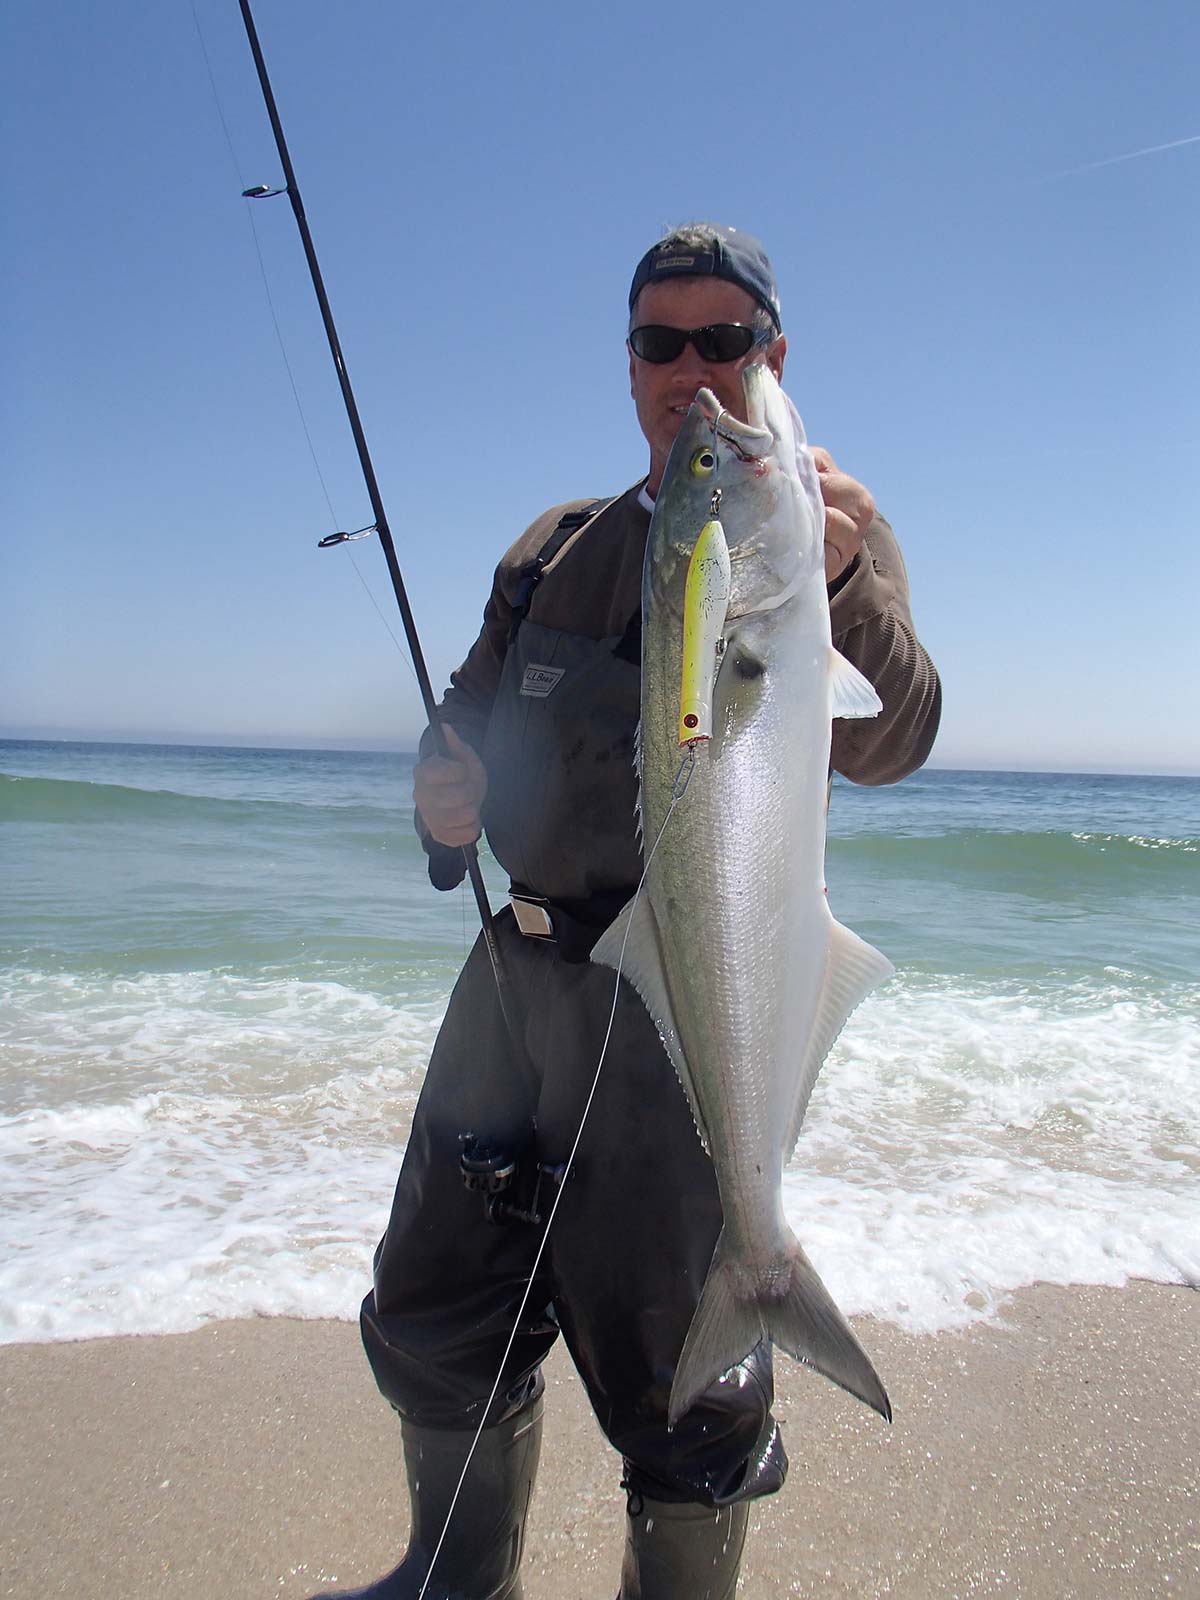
[2,1280,1196,1597]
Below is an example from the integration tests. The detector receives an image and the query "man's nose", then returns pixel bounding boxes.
[670,340,716,385]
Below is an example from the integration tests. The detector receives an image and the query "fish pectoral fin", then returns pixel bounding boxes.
[829,647,883,719]
[591,893,710,1152]
[786,919,894,1156]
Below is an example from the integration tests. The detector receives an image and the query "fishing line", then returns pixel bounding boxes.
[416,750,695,1600]
[191,0,418,681]
[217,16,712,1591]
[342,551,413,668]
[190,2,338,525]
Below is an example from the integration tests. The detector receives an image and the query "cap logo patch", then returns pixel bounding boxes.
[653,253,703,271]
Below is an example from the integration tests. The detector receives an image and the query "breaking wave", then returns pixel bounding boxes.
[828,825,1199,891]
[0,772,397,830]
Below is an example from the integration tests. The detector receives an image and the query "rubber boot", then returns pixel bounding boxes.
[617,1492,749,1600]
[311,1396,542,1600]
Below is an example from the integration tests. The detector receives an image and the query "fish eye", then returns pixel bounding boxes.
[733,647,764,680]
[690,447,717,478]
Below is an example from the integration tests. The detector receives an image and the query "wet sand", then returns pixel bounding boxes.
[2,1281,1196,1598]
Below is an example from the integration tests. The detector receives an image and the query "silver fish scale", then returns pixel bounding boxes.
[642,602,828,1258]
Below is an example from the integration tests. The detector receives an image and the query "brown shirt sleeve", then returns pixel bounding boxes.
[828,515,942,785]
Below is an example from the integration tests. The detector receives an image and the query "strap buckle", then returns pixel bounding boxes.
[509,891,555,940]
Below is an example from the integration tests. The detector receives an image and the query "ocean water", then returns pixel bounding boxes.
[1,739,1197,1343]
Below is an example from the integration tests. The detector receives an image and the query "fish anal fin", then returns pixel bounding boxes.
[669,1229,891,1428]
[591,894,710,1151]
[829,647,883,719]
[786,918,894,1156]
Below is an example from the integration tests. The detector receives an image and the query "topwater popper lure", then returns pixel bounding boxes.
[678,473,731,748]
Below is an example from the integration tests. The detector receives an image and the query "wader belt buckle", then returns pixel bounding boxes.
[510,891,555,940]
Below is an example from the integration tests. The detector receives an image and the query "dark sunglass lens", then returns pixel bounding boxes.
[630,324,763,363]
[630,326,687,363]
[693,324,758,362]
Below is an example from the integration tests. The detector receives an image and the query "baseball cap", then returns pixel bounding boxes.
[628,223,782,331]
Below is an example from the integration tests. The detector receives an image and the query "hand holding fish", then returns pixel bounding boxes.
[413,724,488,846]
[812,446,875,583]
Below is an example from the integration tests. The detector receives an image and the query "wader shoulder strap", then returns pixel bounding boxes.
[507,498,615,644]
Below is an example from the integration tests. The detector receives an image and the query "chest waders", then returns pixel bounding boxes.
[326,502,786,1600]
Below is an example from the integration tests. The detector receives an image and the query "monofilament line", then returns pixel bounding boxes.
[190,0,339,529]
[415,756,693,1600]
[190,1,417,682]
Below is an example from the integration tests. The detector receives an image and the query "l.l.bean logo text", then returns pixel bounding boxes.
[520,664,565,698]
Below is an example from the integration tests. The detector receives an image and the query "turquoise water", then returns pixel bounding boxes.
[1,739,1197,1339]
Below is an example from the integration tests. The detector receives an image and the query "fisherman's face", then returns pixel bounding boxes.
[628,277,787,495]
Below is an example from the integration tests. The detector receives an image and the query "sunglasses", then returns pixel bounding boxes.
[628,322,773,365]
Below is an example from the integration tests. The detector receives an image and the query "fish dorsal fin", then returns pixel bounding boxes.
[592,894,710,1153]
[785,916,894,1157]
[829,647,883,719]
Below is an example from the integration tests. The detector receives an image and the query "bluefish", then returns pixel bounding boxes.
[593,363,893,1426]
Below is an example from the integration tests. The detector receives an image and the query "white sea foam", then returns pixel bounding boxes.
[784,977,1200,1331]
[1,966,445,1107]
[1071,831,1197,852]
[0,966,441,1340]
[0,1072,418,1340]
[1,967,1197,1342]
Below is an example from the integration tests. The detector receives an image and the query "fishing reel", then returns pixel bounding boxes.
[458,1132,565,1227]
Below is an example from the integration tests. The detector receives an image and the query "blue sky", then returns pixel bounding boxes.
[3,0,1197,773]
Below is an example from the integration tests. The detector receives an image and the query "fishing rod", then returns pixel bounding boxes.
[235,0,520,1036]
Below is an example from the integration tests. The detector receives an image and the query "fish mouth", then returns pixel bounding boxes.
[692,386,772,462]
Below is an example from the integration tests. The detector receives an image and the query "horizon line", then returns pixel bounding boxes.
[2,731,1197,782]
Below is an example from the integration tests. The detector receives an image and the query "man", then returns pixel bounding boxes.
[320,224,941,1600]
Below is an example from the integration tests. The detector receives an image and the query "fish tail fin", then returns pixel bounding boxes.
[668,1230,891,1428]
[764,1240,892,1422]
[669,1230,766,1429]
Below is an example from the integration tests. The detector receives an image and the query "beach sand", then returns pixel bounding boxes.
[2,1281,1196,1598]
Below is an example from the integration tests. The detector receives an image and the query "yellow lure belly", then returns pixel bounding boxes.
[678,516,731,745]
